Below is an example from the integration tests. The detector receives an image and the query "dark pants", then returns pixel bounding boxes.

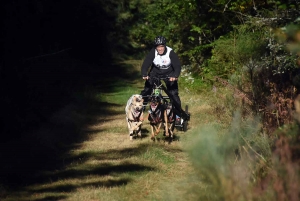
[140,77,182,113]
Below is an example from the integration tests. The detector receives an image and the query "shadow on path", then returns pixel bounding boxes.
[0,50,144,198]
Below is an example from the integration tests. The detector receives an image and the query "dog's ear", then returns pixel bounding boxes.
[134,95,143,102]
[137,95,143,102]
[132,95,137,102]
[132,95,140,102]
[138,95,143,101]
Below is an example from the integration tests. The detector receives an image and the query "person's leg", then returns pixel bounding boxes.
[165,80,181,112]
[165,80,190,121]
[165,80,183,124]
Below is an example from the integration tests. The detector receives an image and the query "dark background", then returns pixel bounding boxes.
[0,0,139,193]
[0,0,115,140]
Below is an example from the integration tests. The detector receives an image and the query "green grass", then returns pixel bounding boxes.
[0,63,205,201]
[1,59,286,201]
[141,146,176,165]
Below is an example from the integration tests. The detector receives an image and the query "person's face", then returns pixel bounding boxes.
[156,45,165,55]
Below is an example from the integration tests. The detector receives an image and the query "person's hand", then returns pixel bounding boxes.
[143,76,149,80]
[169,77,177,81]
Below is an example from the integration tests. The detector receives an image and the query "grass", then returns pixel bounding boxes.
[2,49,297,201]
[1,59,220,201]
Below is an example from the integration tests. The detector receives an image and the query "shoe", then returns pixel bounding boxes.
[175,115,181,125]
[185,113,190,121]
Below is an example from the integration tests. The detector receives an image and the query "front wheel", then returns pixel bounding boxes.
[182,105,188,132]
[185,105,188,113]
[183,121,188,132]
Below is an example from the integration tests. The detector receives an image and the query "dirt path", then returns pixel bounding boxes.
[0,60,209,201]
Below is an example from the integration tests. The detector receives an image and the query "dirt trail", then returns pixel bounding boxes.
[0,60,207,201]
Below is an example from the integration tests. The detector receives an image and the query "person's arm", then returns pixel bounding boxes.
[141,48,155,77]
[170,50,181,78]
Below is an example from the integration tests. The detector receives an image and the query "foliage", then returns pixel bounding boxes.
[206,15,299,131]
[97,0,200,60]
[195,7,300,199]
[128,0,199,53]
[186,113,273,200]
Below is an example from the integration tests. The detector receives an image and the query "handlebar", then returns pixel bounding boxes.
[143,76,178,81]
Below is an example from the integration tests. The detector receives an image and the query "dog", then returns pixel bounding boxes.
[125,94,144,140]
[147,95,174,141]
[164,102,175,139]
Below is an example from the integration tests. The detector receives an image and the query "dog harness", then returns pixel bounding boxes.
[128,110,143,122]
[153,46,172,69]
[148,104,163,124]
[166,105,174,123]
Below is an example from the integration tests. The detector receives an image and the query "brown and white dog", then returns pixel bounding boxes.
[147,96,174,141]
[125,94,144,140]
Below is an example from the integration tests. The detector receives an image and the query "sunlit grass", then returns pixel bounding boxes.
[1,60,220,201]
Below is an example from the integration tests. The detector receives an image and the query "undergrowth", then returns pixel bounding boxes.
[181,18,300,201]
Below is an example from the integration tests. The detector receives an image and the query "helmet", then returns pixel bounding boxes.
[154,36,166,46]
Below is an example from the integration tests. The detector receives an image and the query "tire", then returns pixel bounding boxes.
[185,105,188,113]
[183,105,188,132]
[183,121,188,132]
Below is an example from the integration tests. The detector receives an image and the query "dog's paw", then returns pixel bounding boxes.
[129,133,133,140]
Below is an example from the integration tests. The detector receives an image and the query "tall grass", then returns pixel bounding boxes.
[179,17,300,200]
[184,116,267,200]
[182,78,300,201]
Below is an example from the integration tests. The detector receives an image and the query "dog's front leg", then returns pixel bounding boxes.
[132,121,143,131]
[133,121,143,138]
[153,122,162,135]
[128,121,136,140]
[168,123,174,138]
[137,126,142,137]
[150,125,155,139]
[164,110,169,137]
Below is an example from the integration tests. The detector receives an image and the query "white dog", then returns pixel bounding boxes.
[125,94,144,140]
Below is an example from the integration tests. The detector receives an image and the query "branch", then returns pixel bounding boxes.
[25,48,72,61]
[223,0,232,12]
[239,132,267,163]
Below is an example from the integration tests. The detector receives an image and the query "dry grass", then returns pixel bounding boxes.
[1,61,214,201]
[3,60,284,201]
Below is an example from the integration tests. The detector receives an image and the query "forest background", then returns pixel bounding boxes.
[1,0,300,200]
